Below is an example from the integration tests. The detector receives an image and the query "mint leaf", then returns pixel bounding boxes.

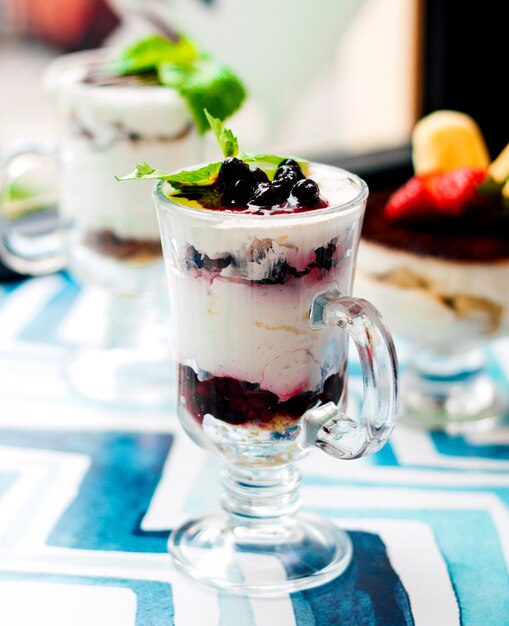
[116,162,168,181]
[159,62,246,135]
[111,34,246,135]
[112,34,199,75]
[165,162,222,187]
[204,110,239,157]
[117,161,222,186]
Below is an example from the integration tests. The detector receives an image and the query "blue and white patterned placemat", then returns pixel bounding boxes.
[0,274,508,625]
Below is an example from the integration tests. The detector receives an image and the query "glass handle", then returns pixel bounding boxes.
[300,290,399,459]
[0,141,67,275]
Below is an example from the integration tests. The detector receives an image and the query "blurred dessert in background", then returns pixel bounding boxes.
[356,110,509,428]
[357,111,509,348]
[49,49,198,268]
[44,34,245,291]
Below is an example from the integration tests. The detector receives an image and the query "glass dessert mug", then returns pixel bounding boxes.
[154,163,399,595]
[0,50,201,404]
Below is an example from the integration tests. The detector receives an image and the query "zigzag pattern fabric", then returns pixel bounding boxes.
[0,273,508,625]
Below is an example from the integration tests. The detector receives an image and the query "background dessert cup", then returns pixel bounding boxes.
[0,48,203,404]
[356,190,509,431]
[355,111,509,431]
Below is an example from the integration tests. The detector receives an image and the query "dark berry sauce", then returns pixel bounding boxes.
[179,365,344,428]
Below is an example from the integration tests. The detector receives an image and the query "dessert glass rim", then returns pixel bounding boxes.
[153,163,369,222]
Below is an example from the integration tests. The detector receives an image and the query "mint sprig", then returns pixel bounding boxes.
[118,112,308,188]
[111,34,246,135]
[204,110,239,157]
[116,161,223,188]
[112,35,198,75]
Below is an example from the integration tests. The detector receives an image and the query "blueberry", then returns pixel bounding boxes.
[217,157,251,186]
[279,158,300,168]
[272,179,291,203]
[274,164,305,184]
[249,182,278,206]
[272,166,304,202]
[290,178,320,207]
[222,178,253,206]
[250,167,269,185]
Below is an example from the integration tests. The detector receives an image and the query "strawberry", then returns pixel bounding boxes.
[385,176,433,221]
[430,168,487,215]
[385,168,487,221]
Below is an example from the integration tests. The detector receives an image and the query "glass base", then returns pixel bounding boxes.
[401,348,507,432]
[169,510,352,596]
[67,345,173,406]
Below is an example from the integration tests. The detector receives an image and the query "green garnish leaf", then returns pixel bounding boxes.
[116,161,222,187]
[204,110,239,157]
[165,162,223,187]
[158,63,246,135]
[116,162,167,181]
[112,34,199,75]
[111,34,246,135]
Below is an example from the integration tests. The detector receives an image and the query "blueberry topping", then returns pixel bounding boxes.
[250,167,269,185]
[272,179,291,203]
[222,178,253,206]
[290,178,320,207]
[249,182,278,206]
[217,157,251,186]
[278,158,300,169]
[274,164,305,184]
[272,166,304,202]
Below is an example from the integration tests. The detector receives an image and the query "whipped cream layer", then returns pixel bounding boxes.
[356,239,509,349]
[46,50,201,241]
[159,164,366,401]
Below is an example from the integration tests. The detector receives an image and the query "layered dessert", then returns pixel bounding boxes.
[46,51,199,268]
[45,35,245,291]
[356,111,509,351]
[143,119,367,445]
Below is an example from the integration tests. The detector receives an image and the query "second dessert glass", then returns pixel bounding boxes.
[0,50,202,404]
[154,164,398,595]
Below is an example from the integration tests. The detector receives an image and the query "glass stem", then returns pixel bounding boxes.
[409,346,486,383]
[402,345,505,428]
[220,462,302,527]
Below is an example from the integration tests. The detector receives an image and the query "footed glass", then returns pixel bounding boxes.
[154,164,399,595]
[356,221,509,431]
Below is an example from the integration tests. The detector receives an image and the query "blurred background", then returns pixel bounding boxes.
[0,0,421,154]
[1,0,505,160]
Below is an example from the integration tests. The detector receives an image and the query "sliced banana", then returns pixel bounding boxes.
[489,142,509,183]
[412,110,490,174]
